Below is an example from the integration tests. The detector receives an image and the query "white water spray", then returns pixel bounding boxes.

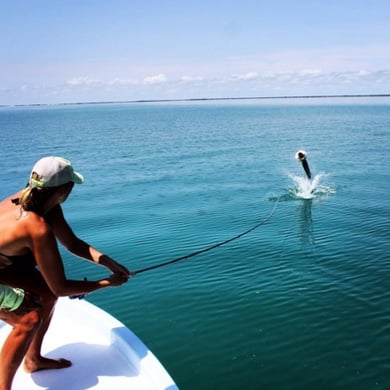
[290,149,335,199]
[289,173,329,199]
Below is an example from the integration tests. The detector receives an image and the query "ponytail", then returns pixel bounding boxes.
[12,185,55,214]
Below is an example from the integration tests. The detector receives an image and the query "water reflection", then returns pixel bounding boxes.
[298,198,314,245]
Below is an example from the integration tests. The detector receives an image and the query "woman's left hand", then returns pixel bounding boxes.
[100,255,132,277]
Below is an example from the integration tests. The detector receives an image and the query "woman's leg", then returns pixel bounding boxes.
[0,268,71,372]
[0,296,41,390]
[23,287,71,372]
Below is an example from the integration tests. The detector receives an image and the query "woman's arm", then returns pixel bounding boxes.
[46,205,131,276]
[29,214,128,297]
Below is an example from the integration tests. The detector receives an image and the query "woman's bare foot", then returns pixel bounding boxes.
[23,356,72,373]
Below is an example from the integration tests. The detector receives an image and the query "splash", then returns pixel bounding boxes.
[288,173,335,199]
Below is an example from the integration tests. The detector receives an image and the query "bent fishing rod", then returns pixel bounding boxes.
[134,196,280,275]
[70,197,280,299]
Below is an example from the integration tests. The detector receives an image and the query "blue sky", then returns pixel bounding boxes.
[1,0,390,105]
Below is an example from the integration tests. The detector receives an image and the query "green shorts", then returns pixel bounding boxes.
[0,285,25,311]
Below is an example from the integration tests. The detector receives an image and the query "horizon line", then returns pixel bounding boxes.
[3,93,390,108]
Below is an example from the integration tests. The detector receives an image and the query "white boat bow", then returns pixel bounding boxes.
[0,297,178,389]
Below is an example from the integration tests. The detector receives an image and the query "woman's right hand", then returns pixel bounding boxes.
[99,273,129,288]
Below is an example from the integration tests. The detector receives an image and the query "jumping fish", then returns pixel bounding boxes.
[295,150,312,179]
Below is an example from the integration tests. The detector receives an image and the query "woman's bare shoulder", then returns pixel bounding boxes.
[0,190,23,208]
[0,199,49,242]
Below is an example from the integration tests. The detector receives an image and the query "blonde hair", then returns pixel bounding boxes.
[12,185,54,214]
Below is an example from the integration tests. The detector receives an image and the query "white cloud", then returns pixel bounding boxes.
[107,78,139,86]
[142,74,168,85]
[228,44,390,75]
[230,72,259,81]
[180,75,204,82]
[66,77,101,87]
[2,67,390,106]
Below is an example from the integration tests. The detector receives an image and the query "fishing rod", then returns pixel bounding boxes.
[134,196,280,275]
[70,197,280,299]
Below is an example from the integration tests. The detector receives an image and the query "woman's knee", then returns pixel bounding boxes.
[18,310,42,333]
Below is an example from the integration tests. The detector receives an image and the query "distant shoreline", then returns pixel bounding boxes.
[2,93,390,108]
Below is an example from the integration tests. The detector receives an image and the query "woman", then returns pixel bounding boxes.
[0,156,131,390]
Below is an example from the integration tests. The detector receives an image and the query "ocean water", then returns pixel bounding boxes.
[0,98,389,389]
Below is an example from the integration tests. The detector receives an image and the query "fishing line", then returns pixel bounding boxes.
[69,197,280,299]
[134,196,280,275]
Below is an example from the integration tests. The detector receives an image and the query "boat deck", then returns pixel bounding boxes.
[0,298,178,389]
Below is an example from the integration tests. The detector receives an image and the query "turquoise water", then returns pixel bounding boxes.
[1,99,389,389]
